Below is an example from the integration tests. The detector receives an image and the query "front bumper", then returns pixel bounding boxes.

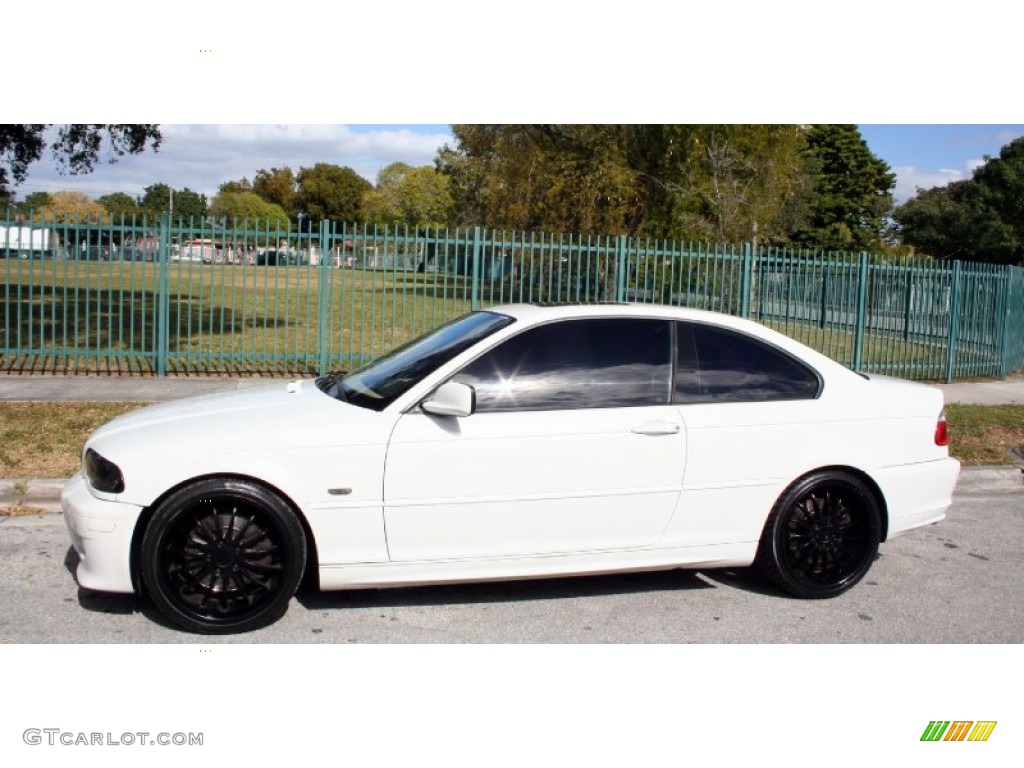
[62,474,144,594]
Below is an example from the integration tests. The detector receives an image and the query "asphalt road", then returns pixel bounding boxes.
[1,475,1021,643]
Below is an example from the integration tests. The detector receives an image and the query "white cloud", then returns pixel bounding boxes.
[892,165,967,204]
[14,125,454,200]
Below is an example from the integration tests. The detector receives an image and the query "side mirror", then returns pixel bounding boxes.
[421,381,476,418]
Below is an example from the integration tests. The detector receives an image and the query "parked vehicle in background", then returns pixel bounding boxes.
[63,303,961,634]
[174,239,219,263]
[77,244,119,261]
[0,225,59,259]
[256,247,305,266]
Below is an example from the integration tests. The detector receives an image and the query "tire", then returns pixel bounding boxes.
[140,478,307,634]
[756,470,881,599]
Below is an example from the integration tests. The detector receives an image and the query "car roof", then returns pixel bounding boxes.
[488,302,759,330]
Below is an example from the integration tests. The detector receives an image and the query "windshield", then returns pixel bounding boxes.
[316,311,515,411]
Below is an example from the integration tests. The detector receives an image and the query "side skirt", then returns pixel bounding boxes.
[318,541,757,591]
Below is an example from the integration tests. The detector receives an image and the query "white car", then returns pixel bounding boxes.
[62,304,960,633]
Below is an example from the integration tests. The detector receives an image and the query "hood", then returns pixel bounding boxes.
[87,378,388,464]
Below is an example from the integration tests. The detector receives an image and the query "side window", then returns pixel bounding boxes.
[674,322,820,403]
[453,318,672,412]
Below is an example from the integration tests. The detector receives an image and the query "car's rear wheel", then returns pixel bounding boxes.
[140,478,306,634]
[756,471,881,598]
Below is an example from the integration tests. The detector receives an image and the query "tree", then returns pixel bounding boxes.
[39,190,109,222]
[970,137,1024,254]
[661,125,810,245]
[791,124,896,252]
[139,183,208,220]
[363,162,455,227]
[438,125,647,234]
[295,164,371,224]
[437,124,810,241]
[98,192,141,219]
[252,167,298,218]
[218,178,253,195]
[895,137,1024,264]
[9,191,52,215]
[209,190,290,228]
[0,124,161,198]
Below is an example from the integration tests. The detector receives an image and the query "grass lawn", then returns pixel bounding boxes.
[945,404,1024,466]
[1,402,1020,485]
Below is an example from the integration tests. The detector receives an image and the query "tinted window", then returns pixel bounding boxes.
[317,311,514,411]
[454,318,672,411]
[674,322,820,403]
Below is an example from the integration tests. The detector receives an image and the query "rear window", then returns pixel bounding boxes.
[674,322,820,403]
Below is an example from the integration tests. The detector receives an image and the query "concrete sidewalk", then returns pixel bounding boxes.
[1,372,1022,515]
[0,374,291,403]
[1,372,1023,405]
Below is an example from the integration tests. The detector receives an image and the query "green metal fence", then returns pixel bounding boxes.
[2,212,1023,381]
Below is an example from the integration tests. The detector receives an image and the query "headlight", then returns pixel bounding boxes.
[84,448,125,493]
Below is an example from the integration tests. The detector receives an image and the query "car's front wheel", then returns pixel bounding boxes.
[756,470,881,598]
[140,478,306,633]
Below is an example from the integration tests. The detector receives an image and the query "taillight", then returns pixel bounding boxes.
[934,411,949,446]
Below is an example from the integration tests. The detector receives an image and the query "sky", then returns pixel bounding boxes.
[12,124,1024,207]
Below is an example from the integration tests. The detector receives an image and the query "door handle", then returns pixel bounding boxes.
[631,420,682,436]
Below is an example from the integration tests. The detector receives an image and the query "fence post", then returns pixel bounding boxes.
[851,251,870,371]
[1004,267,1023,376]
[317,219,332,374]
[471,226,482,310]
[156,213,171,376]
[945,260,963,383]
[740,243,754,318]
[615,235,628,302]
[902,265,914,341]
[819,261,829,329]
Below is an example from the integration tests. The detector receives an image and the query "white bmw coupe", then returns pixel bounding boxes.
[63,304,960,633]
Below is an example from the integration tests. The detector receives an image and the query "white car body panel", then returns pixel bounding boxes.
[385,406,686,560]
[63,303,961,603]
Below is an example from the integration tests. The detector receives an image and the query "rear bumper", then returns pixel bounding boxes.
[62,474,144,594]
[873,457,961,539]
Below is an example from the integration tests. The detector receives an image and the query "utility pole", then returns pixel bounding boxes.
[169,187,174,217]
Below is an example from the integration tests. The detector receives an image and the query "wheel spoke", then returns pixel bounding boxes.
[779,486,876,587]
[157,498,290,621]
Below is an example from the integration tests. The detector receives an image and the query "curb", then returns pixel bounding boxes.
[3,466,1022,516]
[953,465,1024,492]
[0,478,68,514]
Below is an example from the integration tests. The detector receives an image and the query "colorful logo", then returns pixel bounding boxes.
[921,721,997,742]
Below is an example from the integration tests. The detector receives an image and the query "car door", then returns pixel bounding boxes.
[383,317,687,561]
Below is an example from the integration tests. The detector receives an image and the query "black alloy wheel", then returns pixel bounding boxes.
[756,470,881,598]
[140,478,306,633]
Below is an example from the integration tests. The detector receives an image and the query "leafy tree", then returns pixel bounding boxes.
[98,192,141,219]
[438,124,810,242]
[363,162,454,227]
[295,163,371,224]
[218,178,253,194]
[791,124,896,252]
[209,190,290,228]
[438,125,644,234]
[39,190,109,222]
[970,137,1024,253]
[658,125,810,245]
[0,124,161,198]
[8,191,52,215]
[253,167,298,218]
[895,137,1024,264]
[139,183,208,219]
